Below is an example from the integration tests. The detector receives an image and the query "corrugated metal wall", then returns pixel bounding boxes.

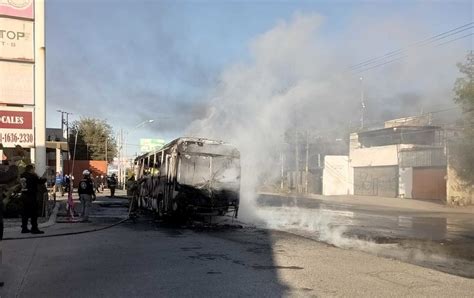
[399,148,446,167]
[354,166,398,197]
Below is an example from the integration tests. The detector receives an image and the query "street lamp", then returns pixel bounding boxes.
[133,119,154,130]
[118,119,154,188]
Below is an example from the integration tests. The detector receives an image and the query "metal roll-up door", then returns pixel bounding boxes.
[354,166,398,197]
[412,167,446,200]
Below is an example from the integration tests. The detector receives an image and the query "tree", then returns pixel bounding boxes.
[69,118,117,162]
[451,52,474,185]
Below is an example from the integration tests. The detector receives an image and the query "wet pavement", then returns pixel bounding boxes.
[256,194,474,278]
[4,207,474,297]
[3,193,474,296]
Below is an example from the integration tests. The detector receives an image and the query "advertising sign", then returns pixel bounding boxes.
[0,106,34,148]
[0,0,34,19]
[140,138,166,153]
[0,61,34,105]
[0,17,34,61]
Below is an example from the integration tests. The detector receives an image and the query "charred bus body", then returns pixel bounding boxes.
[134,138,240,218]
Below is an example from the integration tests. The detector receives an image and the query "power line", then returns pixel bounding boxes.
[436,32,474,47]
[351,22,473,71]
[353,31,472,73]
[350,22,473,68]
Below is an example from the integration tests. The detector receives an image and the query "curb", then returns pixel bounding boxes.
[259,192,474,214]
[3,201,60,233]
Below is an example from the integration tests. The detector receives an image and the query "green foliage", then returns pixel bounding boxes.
[451,52,474,185]
[69,118,117,162]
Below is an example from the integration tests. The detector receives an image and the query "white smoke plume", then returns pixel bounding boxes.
[188,13,359,220]
[187,12,467,221]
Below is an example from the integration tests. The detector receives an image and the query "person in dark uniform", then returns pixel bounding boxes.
[78,170,95,222]
[63,174,71,194]
[20,164,46,234]
[107,174,117,198]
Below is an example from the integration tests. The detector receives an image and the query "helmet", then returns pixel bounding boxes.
[82,170,90,176]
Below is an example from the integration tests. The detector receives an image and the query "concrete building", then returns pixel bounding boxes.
[45,128,68,179]
[322,155,353,195]
[323,118,447,201]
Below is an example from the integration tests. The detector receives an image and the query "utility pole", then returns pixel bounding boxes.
[360,77,366,129]
[280,150,285,191]
[295,129,299,193]
[305,131,309,194]
[57,111,72,145]
[105,137,108,163]
[118,129,123,188]
[57,110,73,173]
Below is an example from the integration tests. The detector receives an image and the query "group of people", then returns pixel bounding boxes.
[7,168,119,234]
[53,172,71,197]
[0,160,119,288]
[0,145,123,287]
[76,171,117,221]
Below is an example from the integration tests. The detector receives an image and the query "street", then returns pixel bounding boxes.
[2,193,474,297]
[1,0,473,296]
[256,194,474,278]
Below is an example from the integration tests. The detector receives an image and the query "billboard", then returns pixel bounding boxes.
[140,138,166,153]
[0,0,34,19]
[0,17,34,61]
[0,106,34,148]
[0,61,34,105]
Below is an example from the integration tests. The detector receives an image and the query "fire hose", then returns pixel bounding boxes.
[2,198,133,241]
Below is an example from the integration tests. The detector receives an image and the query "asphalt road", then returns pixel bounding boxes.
[1,195,474,297]
[256,194,474,278]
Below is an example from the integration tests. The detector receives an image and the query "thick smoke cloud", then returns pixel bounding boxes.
[186,12,467,219]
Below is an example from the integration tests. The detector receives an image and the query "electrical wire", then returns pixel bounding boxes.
[353,31,472,73]
[351,22,473,71]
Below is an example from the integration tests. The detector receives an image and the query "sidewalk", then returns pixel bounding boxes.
[3,189,130,240]
[260,192,474,214]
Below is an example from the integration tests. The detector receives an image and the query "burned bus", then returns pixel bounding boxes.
[133,137,240,218]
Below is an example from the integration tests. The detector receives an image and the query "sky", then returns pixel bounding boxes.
[45,0,473,158]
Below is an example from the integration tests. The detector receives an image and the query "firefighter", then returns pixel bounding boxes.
[107,174,117,198]
[78,170,95,222]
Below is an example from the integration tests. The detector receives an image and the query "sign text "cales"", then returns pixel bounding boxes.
[0,115,24,125]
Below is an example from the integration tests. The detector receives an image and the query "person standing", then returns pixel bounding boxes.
[63,174,71,194]
[54,172,64,197]
[107,174,117,198]
[20,165,46,234]
[92,175,101,194]
[78,170,95,222]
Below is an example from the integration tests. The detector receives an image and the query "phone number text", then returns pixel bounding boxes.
[0,132,34,144]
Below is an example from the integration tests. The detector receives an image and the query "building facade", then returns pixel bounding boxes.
[323,118,447,201]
